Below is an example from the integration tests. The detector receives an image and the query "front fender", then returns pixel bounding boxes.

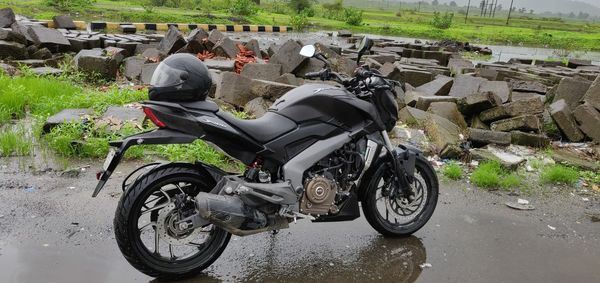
[356,143,423,202]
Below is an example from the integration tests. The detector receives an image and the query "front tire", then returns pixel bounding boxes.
[113,165,231,279]
[362,156,438,237]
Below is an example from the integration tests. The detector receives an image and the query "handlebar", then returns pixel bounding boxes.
[303,66,400,98]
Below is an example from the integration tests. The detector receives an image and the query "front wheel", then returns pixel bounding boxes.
[113,165,231,279]
[362,156,438,237]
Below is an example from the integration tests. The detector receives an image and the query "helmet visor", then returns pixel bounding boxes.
[150,63,187,88]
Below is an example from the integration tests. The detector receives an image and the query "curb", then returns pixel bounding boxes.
[39,20,292,33]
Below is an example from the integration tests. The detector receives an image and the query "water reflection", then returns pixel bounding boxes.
[154,236,426,283]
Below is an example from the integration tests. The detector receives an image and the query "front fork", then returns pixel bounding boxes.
[381,131,416,200]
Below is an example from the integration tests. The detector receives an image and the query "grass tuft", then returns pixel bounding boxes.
[471,161,522,190]
[442,162,463,180]
[541,165,579,185]
[0,127,32,157]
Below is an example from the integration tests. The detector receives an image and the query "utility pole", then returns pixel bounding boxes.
[506,0,514,25]
[465,0,471,23]
[483,0,489,17]
[418,1,421,12]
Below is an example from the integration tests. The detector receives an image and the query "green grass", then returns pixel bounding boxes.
[541,165,580,185]
[2,0,599,51]
[442,161,463,180]
[471,161,523,190]
[0,127,32,157]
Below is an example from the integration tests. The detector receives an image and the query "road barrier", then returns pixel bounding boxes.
[39,20,292,33]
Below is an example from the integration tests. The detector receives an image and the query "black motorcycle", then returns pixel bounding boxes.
[93,37,438,279]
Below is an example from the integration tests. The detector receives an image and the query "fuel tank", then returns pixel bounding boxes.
[269,84,382,131]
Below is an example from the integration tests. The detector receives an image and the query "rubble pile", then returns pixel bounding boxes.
[1,9,597,166]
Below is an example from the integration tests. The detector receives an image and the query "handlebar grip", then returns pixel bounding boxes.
[304,71,322,79]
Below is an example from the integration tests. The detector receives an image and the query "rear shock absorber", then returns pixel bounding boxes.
[244,156,263,181]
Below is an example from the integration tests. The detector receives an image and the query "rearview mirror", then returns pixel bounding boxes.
[299,45,316,58]
[356,37,374,64]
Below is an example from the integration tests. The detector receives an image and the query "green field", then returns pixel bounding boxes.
[1,0,599,51]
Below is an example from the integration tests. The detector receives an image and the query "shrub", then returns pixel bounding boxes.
[442,162,462,180]
[541,165,579,185]
[343,7,363,26]
[230,0,258,16]
[45,0,96,9]
[431,11,454,29]
[0,127,31,157]
[290,10,310,31]
[289,0,314,13]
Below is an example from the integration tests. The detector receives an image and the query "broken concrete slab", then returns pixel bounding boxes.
[510,91,545,103]
[548,99,585,142]
[448,75,487,98]
[185,28,208,54]
[123,56,146,81]
[217,72,254,106]
[552,148,598,171]
[448,58,474,75]
[427,102,467,129]
[244,97,271,118]
[27,25,70,52]
[490,115,541,133]
[469,114,490,130]
[398,107,462,157]
[100,106,145,126]
[244,39,262,59]
[0,8,15,28]
[270,40,306,74]
[241,63,282,81]
[552,77,592,111]
[212,36,239,59]
[0,62,18,76]
[250,79,296,100]
[470,145,526,169]
[295,58,326,77]
[140,63,159,85]
[457,91,502,115]
[468,128,511,146]
[31,66,63,76]
[52,15,76,30]
[573,103,600,142]
[415,75,453,96]
[415,96,458,111]
[582,75,600,112]
[203,59,235,72]
[479,97,544,122]
[275,73,304,86]
[508,79,547,94]
[74,49,120,79]
[479,81,511,103]
[0,40,26,59]
[157,25,186,55]
[43,108,93,133]
[0,29,26,44]
[510,131,550,148]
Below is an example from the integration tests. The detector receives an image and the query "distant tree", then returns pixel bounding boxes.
[568,12,575,18]
[529,9,534,14]
[449,1,457,7]
[289,0,314,13]
[432,0,439,6]
[496,4,502,11]
[578,12,590,19]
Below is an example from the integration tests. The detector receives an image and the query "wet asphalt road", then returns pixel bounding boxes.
[0,158,599,283]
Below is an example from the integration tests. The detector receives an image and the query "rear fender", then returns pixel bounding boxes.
[92,129,198,197]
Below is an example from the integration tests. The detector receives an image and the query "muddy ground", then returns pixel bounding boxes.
[0,157,599,283]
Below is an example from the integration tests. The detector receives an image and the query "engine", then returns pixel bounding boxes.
[300,140,366,216]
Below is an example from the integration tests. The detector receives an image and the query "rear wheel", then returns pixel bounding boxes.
[113,166,231,279]
[362,156,438,237]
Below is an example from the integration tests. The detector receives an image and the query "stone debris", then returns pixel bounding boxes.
[0,6,593,171]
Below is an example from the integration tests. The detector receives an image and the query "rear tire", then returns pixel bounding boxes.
[113,165,231,279]
[362,156,438,237]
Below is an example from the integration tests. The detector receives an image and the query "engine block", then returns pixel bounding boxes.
[300,176,339,215]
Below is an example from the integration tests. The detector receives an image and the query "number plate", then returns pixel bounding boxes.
[102,148,116,171]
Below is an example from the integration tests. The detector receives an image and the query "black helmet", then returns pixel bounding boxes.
[148,53,212,102]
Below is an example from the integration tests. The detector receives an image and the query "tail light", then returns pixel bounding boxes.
[143,107,166,128]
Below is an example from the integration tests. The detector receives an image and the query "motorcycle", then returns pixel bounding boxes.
[93,37,439,279]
